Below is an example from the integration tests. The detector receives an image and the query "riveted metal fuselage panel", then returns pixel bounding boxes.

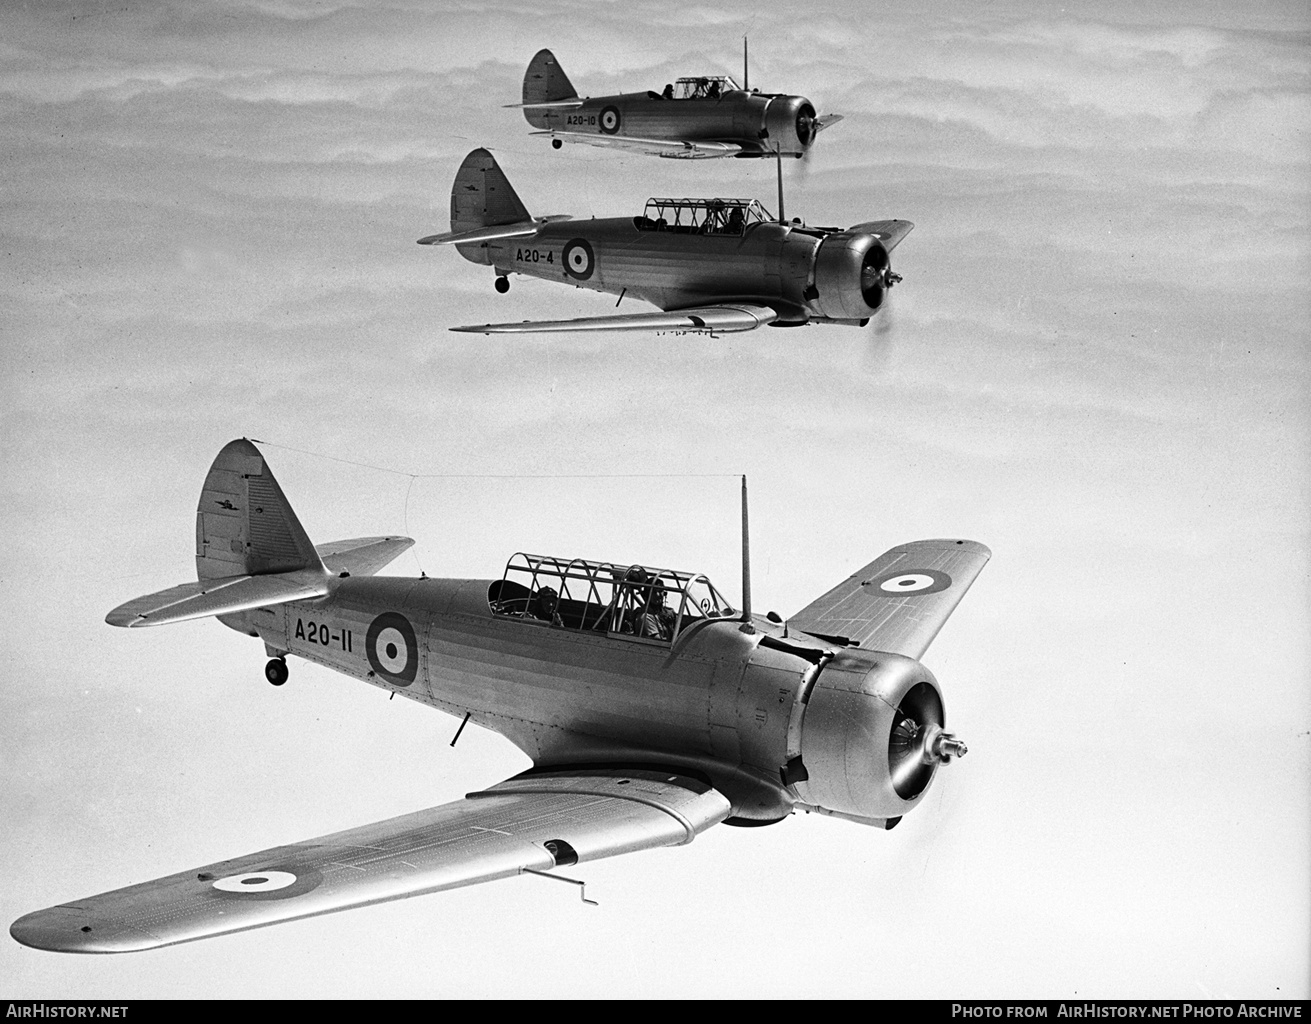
[526,93,789,154]
[484,219,820,315]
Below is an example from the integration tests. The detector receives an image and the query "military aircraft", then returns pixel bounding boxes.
[511,46,842,160]
[10,439,988,952]
[420,148,911,334]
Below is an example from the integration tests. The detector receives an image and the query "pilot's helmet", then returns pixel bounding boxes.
[624,565,649,585]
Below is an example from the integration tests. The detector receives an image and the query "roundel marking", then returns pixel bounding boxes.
[599,105,621,134]
[212,871,297,893]
[366,611,418,686]
[866,569,952,597]
[208,865,324,901]
[563,238,595,281]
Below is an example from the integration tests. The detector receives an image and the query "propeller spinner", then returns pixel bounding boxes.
[888,681,967,800]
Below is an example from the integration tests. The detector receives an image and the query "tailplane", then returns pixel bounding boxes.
[107,439,413,629]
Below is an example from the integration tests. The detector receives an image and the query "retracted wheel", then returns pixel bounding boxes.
[494,276,510,294]
[264,658,288,686]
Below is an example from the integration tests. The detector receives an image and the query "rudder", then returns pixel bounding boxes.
[523,49,577,106]
[195,439,324,580]
[450,148,531,235]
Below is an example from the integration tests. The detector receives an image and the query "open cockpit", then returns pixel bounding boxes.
[488,553,735,644]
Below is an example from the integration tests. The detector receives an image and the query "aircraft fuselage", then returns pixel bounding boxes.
[458,218,888,325]
[526,91,816,157]
[222,573,938,825]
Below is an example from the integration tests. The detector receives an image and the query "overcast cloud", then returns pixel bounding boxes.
[1,0,1307,999]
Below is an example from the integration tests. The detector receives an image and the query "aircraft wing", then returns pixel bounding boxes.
[848,219,914,252]
[315,536,415,577]
[10,768,729,953]
[531,130,743,160]
[789,540,991,659]
[105,570,331,628]
[451,303,778,335]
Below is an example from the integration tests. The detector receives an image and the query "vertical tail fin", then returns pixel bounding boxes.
[195,439,324,580]
[450,148,532,234]
[523,49,577,106]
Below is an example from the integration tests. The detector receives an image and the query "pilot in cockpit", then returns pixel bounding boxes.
[637,577,676,640]
[534,585,563,626]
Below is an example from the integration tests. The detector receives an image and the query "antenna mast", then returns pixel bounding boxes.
[775,148,785,225]
[743,36,749,91]
[741,475,753,625]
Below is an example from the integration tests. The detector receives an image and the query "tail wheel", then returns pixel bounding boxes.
[265,659,288,686]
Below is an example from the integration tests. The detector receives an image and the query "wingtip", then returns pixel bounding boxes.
[10,908,159,954]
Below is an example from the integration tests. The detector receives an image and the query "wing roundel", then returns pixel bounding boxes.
[10,768,730,953]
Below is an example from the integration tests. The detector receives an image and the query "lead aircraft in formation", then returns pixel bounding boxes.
[11,440,987,952]
[420,148,911,334]
[512,47,842,160]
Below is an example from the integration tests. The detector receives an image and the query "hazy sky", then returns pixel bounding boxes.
[2,0,1307,999]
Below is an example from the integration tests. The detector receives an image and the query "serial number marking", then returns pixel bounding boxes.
[515,248,554,264]
[565,114,597,127]
[295,618,353,652]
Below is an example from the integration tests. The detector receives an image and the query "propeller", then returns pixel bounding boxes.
[859,242,902,311]
[888,682,966,800]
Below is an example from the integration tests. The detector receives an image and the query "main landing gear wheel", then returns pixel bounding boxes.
[552,138,562,150]
[494,276,510,294]
[264,658,288,686]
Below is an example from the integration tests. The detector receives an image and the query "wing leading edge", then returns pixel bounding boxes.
[10,768,730,953]
[789,540,991,660]
[451,303,778,335]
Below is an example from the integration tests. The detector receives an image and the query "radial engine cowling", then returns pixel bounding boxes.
[791,650,965,826]
[762,96,818,156]
[806,231,897,321]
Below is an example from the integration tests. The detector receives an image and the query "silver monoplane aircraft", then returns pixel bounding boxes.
[512,47,842,159]
[11,439,987,952]
[420,148,911,334]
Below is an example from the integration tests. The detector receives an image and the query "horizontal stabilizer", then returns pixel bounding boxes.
[106,570,330,629]
[790,540,991,659]
[532,130,742,160]
[418,219,552,246]
[315,535,414,577]
[11,767,729,952]
[505,99,586,110]
[848,219,914,252]
[452,303,778,335]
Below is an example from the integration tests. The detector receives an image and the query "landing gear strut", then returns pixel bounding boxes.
[265,658,288,686]
[494,276,510,294]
